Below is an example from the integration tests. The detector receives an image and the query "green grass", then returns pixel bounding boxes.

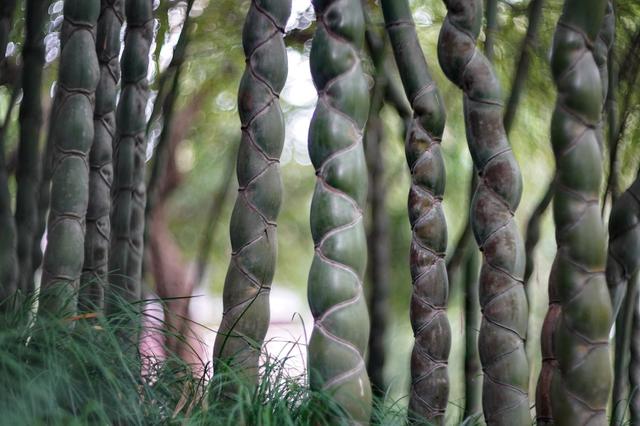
[0,288,416,425]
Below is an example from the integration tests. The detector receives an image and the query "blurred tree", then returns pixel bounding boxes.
[15,0,48,296]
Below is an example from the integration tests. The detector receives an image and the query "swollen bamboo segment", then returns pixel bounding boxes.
[306,0,371,422]
[543,0,612,424]
[437,1,529,424]
[607,175,640,324]
[212,0,291,385]
[38,0,101,316]
[380,0,450,422]
[108,0,153,310]
[80,0,124,311]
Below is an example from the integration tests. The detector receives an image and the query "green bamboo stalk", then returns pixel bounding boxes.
[503,0,545,134]
[79,0,124,312]
[537,0,613,424]
[463,245,482,419]
[363,22,390,398]
[37,0,101,317]
[607,174,640,425]
[380,0,450,422]
[107,0,153,312]
[611,280,638,426]
[438,1,529,424]
[524,178,555,285]
[594,2,615,151]
[484,0,498,63]
[14,0,49,296]
[306,0,371,422]
[0,0,17,64]
[212,0,291,389]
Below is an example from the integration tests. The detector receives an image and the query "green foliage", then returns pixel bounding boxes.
[0,289,411,425]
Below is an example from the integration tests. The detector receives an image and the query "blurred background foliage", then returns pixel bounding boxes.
[1,0,639,421]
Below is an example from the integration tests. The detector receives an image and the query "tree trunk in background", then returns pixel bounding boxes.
[38,0,100,317]
[15,0,48,296]
[0,0,16,66]
[79,0,124,311]
[148,89,208,365]
[144,0,195,242]
[363,24,390,398]
[0,90,17,307]
[439,0,529,424]
[538,1,613,424]
[381,1,451,422]
[108,0,153,314]
[212,0,291,393]
[604,27,640,207]
[305,0,371,422]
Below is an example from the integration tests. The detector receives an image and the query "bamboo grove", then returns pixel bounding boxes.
[0,0,639,425]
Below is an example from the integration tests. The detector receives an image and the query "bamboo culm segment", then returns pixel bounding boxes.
[212,0,291,385]
[108,0,153,311]
[607,175,640,319]
[38,0,101,317]
[541,1,612,424]
[437,1,529,424]
[307,0,371,422]
[380,0,450,422]
[80,0,124,311]
[15,0,48,296]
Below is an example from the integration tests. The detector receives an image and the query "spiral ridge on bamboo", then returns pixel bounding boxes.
[108,0,153,310]
[541,1,612,424]
[212,0,291,383]
[380,0,450,422]
[437,1,529,423]
[607,175,640,319]
[306,0,371,422]
[39,0,101,316]
[80,0,124,311]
